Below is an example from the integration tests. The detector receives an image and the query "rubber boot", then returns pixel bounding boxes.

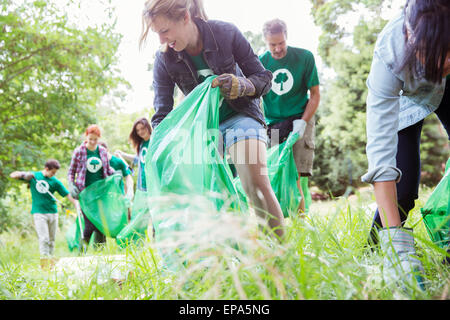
[379,227,426,293]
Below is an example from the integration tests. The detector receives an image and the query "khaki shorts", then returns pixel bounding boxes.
[293,115,315,176]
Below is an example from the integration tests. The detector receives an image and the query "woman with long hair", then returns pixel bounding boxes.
[140,0,285,238]
[363,0,449,290]
[116,117,152,192]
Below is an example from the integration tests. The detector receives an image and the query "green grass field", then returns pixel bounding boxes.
[0,186,449,300]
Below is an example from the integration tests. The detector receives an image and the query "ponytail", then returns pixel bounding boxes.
[140,0,208,49]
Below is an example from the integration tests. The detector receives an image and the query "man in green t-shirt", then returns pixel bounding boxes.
[260,19,321,214]
[10,159,78,270]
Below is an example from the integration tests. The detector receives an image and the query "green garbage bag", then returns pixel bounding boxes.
[146,77,245,229]
[234,131,302,218]
[66,213,85,252]
[421,157,450,248]
[145,77,246,270]
[267,132,302,218]
[300,176,312,213]
[116,189,152,248]
[78,174,128,238]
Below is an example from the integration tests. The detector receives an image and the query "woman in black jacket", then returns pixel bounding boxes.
[140,0,285,238]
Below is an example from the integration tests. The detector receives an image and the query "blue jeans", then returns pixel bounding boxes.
[218,113,267,152]
[369,80,450,244]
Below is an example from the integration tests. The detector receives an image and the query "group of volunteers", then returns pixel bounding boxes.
[10,119,152,269]
[10,0,449,293]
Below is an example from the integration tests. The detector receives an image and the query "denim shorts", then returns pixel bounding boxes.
[219,113,267,151]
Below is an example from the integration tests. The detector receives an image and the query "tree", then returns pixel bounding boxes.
[274,72,288,91]
[309,0,387,195]
[0,0,126,201]
[243,31,266,56]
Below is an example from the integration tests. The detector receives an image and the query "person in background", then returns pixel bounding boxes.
[67,124,115,249]
[10,159,78,270]
[362,0,449,290]
[260,18,320,215]
[115,117,152,193]
[140,0,285,239]
[99,141,134,221]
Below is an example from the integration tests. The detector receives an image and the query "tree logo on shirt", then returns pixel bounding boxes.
[140,147,148,164]
[36,180,50,194]
[87,157,103,173]
[272,68,294,96]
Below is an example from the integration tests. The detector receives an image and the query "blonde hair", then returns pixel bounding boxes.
[140,0,208,50]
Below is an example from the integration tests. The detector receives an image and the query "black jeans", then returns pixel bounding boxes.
[369,80,450,244]
[82,211,106,246]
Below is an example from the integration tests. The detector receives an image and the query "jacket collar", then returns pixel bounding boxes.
[194,18,219,53]
[173,18,218,62]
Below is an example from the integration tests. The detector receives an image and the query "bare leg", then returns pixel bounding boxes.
[296,174,305,216]
[374,181,402,227]
[228,138,285,239]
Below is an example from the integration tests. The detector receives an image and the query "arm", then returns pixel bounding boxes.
[301,85,320,123]
[67,148,82,198]
[67,194,79,209]
[362,51,404,228]
[151,51,176,129]
[115,151,137,163]
[124,174,134,199]
[10,171,34,181]
[211,23,272,99]
[230,24,273,97]
[67,148,79,184]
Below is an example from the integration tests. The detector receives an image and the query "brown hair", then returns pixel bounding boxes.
[140,0,208,49]
[397,0,450,83]
[262,19,288,38]
[44,159,61,170]
[129,117,152,153]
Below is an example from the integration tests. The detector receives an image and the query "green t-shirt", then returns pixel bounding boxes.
[85,146,104,187]
[110,155,131,177]
[139,139,150,191]
[259,46,320,125]
[188,53,237,123]
[29,171,69,214]
[110,155,131,193]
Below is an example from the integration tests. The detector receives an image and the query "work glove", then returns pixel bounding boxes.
[68,182,80,199]
[292,119,307,140]
[379,227,426,294]
[211,74,256,100]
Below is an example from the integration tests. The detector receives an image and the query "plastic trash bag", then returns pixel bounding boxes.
[266,132,302,217]
[145,77,247,270]
[421,157,450,248]
[66,213,85,252]
[300,176,312,213]
[233,132,302,218]
[146,77,245,233]
[78,174,128,238]
[116,189,152,248]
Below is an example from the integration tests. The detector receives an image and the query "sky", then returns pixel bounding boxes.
[73,0,406,114]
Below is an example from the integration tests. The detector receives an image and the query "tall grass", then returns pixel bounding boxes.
[0,187,449,300]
